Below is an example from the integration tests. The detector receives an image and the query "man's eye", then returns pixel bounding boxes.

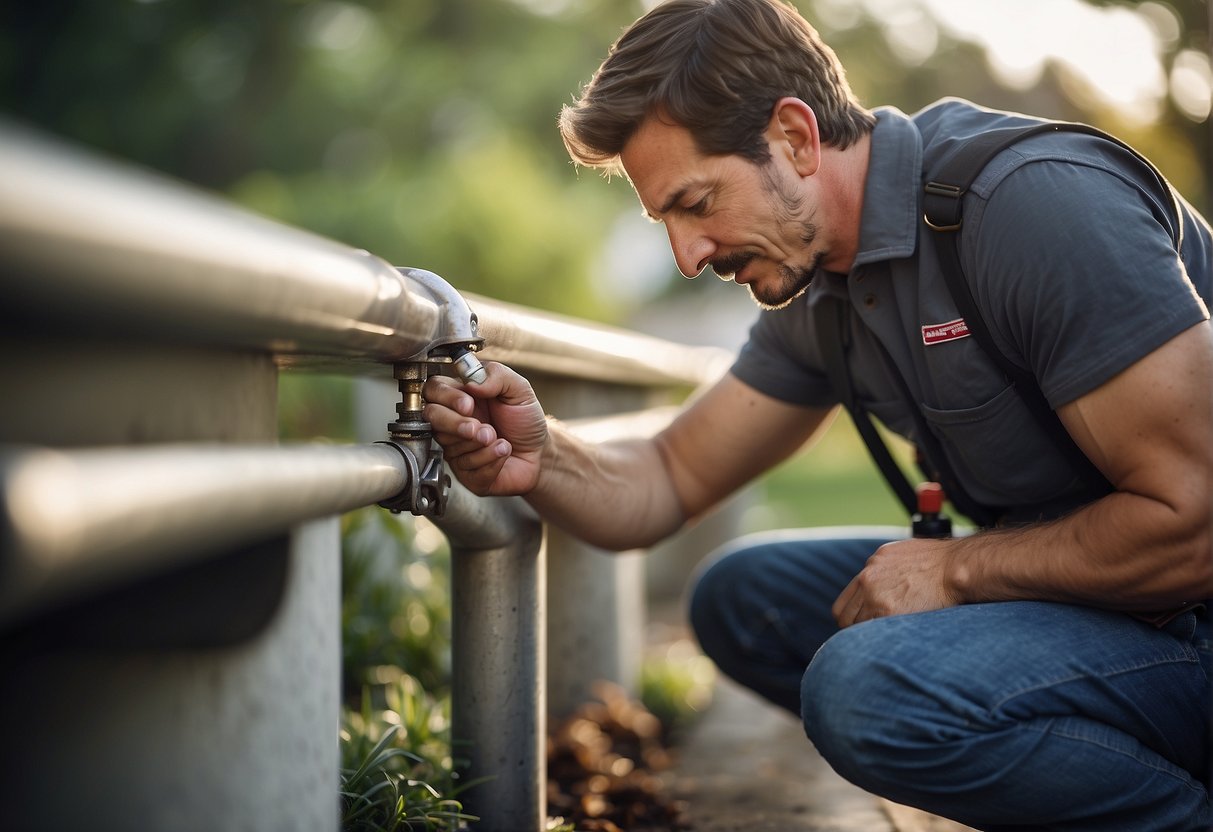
[688,197,710,216]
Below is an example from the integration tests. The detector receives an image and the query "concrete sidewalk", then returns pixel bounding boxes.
[644,593,973,832]
[667,675,975,832]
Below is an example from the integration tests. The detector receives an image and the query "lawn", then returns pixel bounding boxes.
[754,415,916,532]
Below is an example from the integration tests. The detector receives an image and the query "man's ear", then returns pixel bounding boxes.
[766,97,820,176]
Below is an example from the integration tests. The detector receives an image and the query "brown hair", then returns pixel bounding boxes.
[559,0,875,172]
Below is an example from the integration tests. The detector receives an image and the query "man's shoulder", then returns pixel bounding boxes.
[910,98,1049,162]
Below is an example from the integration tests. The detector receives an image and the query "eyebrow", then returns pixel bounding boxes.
[643,184,693,222]
[660,186,690,216]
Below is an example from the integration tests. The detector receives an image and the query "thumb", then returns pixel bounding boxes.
[467,361,537,406]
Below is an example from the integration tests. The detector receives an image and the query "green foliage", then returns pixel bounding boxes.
[639,643,717,740]
[341,507,452,698]
[340,677,476,831]
[0,0,650,321]
[338,506,470,830]
[755,416,917,532]
[278,374,356,442]
[6,0,1203,323]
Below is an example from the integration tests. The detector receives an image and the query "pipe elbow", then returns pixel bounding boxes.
[396,266,485,383]
[398,267,481,345]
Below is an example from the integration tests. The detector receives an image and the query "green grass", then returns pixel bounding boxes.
[640,642,717,740]
[755,415,917,532]
[339,509,467,831]
[339,676,476,831]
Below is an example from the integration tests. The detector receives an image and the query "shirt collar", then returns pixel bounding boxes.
[851,106,922,268]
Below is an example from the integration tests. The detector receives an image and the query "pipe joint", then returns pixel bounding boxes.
[377,269,489,517]
[397,267,487,384]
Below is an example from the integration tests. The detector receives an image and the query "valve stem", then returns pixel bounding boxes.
[452,346,488,385]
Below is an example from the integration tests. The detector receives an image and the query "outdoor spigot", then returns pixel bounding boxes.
[398,266,486,382]
[376,268,487,517]
[376,361,448,517]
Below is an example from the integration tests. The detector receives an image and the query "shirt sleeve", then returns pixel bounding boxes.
[729,298,838,407]
[964,154,1209,408]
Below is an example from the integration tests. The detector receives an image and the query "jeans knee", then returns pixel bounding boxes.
[800,623,923,787]
[687,547,749,655]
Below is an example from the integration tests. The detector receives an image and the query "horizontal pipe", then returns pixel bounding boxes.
[0,121,441,362]
[0,442,410,626]
[469,294,733,389]
[0,120,732,389]
[0,438,550,828]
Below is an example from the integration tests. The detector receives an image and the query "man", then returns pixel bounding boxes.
[423,0,1213,827]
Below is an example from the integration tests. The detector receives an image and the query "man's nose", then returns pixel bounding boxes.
[666,221,714,278]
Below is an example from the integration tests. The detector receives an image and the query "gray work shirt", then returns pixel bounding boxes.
[731,99,1212,518]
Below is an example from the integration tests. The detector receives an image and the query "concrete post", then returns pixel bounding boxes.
[527,373,656,718]
[0,337,340,832]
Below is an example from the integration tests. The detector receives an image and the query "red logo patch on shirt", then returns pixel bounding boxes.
[921,318,971,345]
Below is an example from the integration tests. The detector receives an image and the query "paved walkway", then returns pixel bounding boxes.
[648,602,974,832]
[667,675,974,832]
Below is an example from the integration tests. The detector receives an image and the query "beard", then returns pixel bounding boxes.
[748,254,820,310]
[710,220,822,310]
[709,160,824,311]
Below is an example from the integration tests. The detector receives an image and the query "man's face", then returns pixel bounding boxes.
[620,115,827,310]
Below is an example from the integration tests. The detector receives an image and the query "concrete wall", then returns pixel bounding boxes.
[0,336,340,832]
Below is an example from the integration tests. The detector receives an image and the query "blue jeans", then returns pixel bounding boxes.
[688,528,1212,831]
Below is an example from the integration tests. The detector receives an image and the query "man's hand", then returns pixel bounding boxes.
[832,537,962,627]
[423,361,548,496]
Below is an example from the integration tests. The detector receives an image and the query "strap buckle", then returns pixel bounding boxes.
[923,181,964,231]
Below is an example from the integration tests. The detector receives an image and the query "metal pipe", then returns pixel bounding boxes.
[0,120,442,362]
[0,120,731,389]
[0,442,410,626]
[434,488,547,832]
[469,293,733,389]
[2,440,551,829]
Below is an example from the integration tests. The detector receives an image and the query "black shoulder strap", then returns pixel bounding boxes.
[814,297,918,515]
[924,121,1182,498]
[923,122,1182,246]
[814,295,1001,528]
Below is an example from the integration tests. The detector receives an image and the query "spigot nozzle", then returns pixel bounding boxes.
[453,348,487,385]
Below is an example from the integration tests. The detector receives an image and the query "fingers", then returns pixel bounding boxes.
[445,433,511,464]
[423,374,476,418]
[423,376,485,444]
[832,579,863,628]
[420,361,544,497]
[428,408,500,460]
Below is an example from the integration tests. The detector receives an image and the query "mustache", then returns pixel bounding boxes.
[710,252,757,279]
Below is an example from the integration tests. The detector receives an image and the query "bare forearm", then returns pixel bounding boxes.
[524,419,687,551]
[952,324,1212,611]
[948,490,1212,611]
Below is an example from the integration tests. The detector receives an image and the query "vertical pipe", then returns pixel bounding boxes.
[439,487,546,832]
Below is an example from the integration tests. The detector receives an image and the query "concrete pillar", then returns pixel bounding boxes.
[0,337,340,832]
[544,528,647,717]
[526,373,655,718]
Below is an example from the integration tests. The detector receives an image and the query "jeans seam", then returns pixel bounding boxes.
[1030,719,1207,794]
[989,652,1200,712]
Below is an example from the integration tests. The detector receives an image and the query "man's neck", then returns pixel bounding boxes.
[818,132,872,274]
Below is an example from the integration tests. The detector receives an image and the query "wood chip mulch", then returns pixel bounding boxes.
[547,682,692,832]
